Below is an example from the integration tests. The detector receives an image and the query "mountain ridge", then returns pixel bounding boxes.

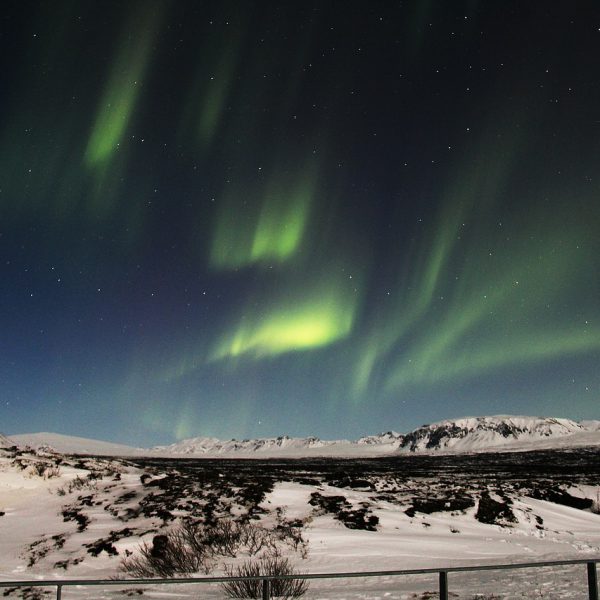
[9,415,600,457]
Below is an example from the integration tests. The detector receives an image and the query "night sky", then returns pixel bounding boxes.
[1,2,599,446]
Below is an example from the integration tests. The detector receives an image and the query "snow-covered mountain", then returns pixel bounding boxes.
[8,415,600,457]
[395,416,589,453]
[156,434,346,455]
[357,431,403,446]
[155,416,599,457]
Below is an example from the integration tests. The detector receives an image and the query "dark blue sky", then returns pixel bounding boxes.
[1,1,599,446]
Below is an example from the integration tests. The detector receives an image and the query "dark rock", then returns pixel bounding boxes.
[405,495,474,517]
[529,487,593,510]
[150,535,169,558]
[475,492,517,525]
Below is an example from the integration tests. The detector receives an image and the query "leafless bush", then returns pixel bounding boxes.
[44,465,61,479]
[120,520,308,578]
[272,509,309,559]
[120,531,211,578]
[120,522,246,577]
[202,520,243,557]
[70,475,88,489]
[24,461,61,479]
[240,523,276,555]
[34,462,48,476]
[274,524,308,559]
[56,475,91,496]
[12,458,27,470]
[221,556,308,599]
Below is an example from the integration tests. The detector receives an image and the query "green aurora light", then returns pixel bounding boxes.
[210,163,319,269]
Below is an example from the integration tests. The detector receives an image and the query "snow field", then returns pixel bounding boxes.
[1,448,599,599]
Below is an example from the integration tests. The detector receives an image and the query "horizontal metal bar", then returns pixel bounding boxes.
[0,556,598,589]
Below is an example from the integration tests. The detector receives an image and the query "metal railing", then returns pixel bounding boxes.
[0,557,597,599]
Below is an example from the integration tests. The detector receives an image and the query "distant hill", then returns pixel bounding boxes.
[9,415,600,457]
[0,432,15,449]
[8,432,144,456]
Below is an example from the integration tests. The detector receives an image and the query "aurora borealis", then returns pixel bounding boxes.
[1,2,599,446]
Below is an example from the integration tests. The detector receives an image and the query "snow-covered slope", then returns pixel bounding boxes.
[0,432,15,449]
[9,432,143,456]
[9,415,600,457]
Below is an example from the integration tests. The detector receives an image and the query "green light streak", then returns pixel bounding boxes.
[197,47,239,148]
[174,402,199,441]
[348,130,536,404]
[353,346,379,397]
[177,12,246,150]
[426,324,600,386]
[84,6,160,167]
[348,180,474,398]
[250,179,313,262]
[161,347,202,384]
[406,139,515,318]
[384,215,596,393]
[211,283,358,361]
[210,165,318,269]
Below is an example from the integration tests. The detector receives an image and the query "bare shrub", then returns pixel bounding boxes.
[120,532,211,578]
[274,524,308,559]
[70,475,87,490]
[120,522,246,577]
[273,507,309,558]
[202,520,243,557]
[30,462,48,477]
[240,523,276,556]
[56,475,91,496]
[44,465,61,479]
[221,556,308,599]
[120,520,308,579]
[12,458,27,470]
[21,461,61,479]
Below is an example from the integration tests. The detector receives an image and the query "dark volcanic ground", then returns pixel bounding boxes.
[130,447,600,485]
[124,448,600,531]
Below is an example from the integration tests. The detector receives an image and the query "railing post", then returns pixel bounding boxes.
[588,562,598,600]
[56,584,62,600]
[262,578,270,600]
[439,571,448,600]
